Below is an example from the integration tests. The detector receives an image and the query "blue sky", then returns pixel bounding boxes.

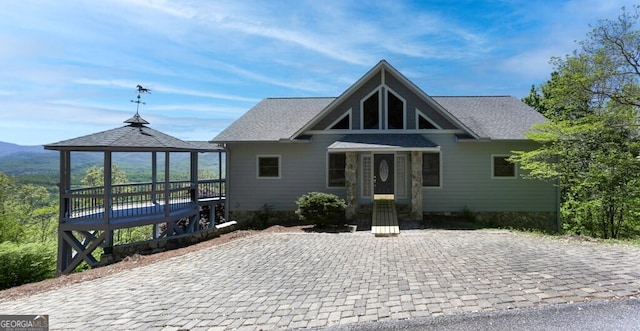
[0,0,635,145]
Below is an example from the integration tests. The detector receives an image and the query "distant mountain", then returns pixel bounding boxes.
[0,141,49,157]
[0,141,220,177]
[0,142,64,175]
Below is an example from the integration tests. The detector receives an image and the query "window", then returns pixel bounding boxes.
[417,112,439,129]
[396,155,407,198]
[387,91,404,129]
[361,155,372,197]
[362,91,379,129]
[422,153,440,187]
[492,155,516,178]
[257,155,280,178]
[328,153,346,187]
[361,88,406,130]
[329,111,351,130]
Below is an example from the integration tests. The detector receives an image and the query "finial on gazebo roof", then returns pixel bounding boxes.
[126,84,151,126]
[124,112,150,125]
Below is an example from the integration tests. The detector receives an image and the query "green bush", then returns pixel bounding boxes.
[250,203,274,230]
[295,192,346,227]
[0,241,56,290]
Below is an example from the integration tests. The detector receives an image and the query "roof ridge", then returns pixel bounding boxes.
[432,95,514,98]
[266,96,336,100]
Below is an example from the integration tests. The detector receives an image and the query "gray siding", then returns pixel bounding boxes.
[226,135,346,212]
[422,134,556,212]
[310,72,382,131]
[309,69,459,132]
[226,133,556,213]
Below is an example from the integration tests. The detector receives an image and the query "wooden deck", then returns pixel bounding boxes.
[371,195,399,236]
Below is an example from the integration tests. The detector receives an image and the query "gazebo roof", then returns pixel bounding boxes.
[45,115,218,152]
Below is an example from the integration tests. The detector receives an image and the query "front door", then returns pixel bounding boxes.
[374,154,394,195]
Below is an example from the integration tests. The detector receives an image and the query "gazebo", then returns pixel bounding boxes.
[45,112,225,274]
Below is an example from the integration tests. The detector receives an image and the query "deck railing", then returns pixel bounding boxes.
[63,179,225,222]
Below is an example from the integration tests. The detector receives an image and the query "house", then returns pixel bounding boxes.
[213,60,558,231]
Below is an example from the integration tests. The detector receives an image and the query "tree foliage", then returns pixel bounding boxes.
[0,172,58,243]
[81,164,128,187]
[517,6,640,239]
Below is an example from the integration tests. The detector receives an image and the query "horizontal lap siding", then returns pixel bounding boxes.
[423,135,556,212]
[227,133,556,213]
[227,135,345,212]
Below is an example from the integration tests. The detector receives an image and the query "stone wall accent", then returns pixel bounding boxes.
[410,151,423,220]
[229,210,299,226]
[475,211,558,233]
[345,152,358,220]
[104,221,239,265]
[425,211,558,233]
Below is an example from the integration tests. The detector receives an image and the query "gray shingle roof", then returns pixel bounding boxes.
[328,134,440,151]
[212,95,545,142]
[432,96,546,140]
[45,124,209,151]
[213,98,335,142]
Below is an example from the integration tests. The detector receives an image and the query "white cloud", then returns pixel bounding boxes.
[3,0,640,145]
[74,78,260,103]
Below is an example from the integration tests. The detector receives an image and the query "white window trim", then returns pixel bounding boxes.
[491,154,517,179]
[360,88,382,130]
[423,152,443,189]
[416,109,443,130]
[325,108,352,130]
[385,88,407,130]
[256,154,281,179]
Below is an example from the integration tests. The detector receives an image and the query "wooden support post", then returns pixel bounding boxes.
[57,150,72,275]
[103,151,113,253]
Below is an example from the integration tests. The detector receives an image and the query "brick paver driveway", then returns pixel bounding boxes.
[1,230,639,330]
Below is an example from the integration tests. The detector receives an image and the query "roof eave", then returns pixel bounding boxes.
[328,146,441,152]
[43,145,199,152]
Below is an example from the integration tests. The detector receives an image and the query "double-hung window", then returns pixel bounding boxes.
[492,155,516,178]
[422,153,441,187]
[328,153,346,187]
[257,155,280,178]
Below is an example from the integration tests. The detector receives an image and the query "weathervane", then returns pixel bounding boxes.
[125,84,151,126]
[131,84,151,115]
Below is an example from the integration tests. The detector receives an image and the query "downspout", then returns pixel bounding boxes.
[224,144,230,224]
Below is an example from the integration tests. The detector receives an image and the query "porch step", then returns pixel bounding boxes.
[371,195,399,237]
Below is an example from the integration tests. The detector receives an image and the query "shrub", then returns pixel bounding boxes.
[251,203,274,230]
[0,241,56,290]
[295,192,346,227]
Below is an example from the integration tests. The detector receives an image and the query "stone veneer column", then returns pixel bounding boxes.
[345,152,358,220]
[410,151,423,220]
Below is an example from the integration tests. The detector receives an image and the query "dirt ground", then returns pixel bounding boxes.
[0,225,307,302]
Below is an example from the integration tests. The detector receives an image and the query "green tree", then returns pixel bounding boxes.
[81,164,128,186]
[514,6,640,239]
[0,173,23,242]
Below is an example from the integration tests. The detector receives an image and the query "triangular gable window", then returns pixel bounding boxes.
[387,90,405,129]
[327,109,351,130]
[363,91,380,130]
[360,88,406,130]
[417,110,441,130]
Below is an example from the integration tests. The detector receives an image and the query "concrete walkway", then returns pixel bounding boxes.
[1,230,639,330]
